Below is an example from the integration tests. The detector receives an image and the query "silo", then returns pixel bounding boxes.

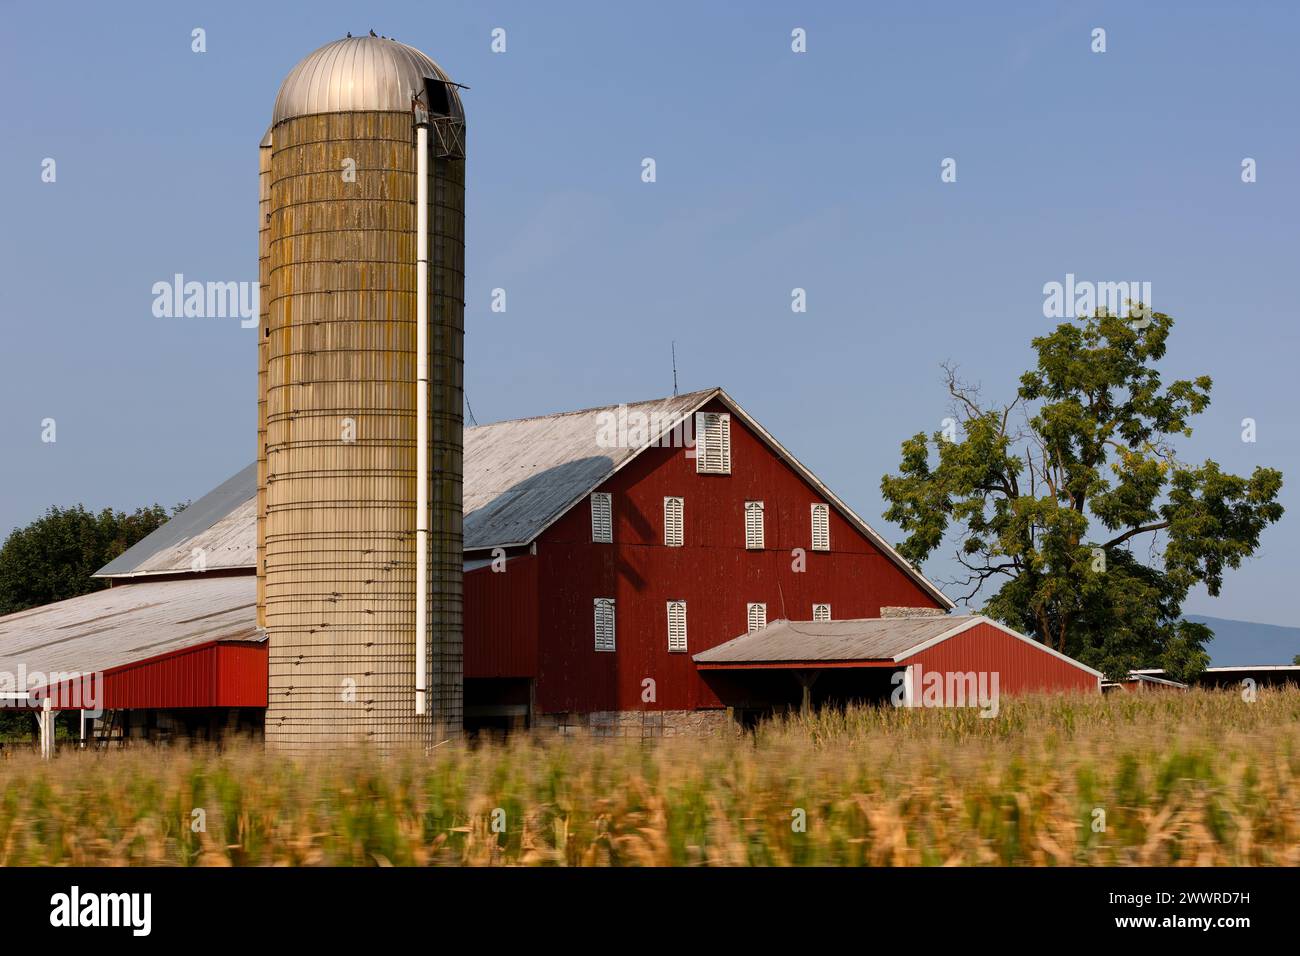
[259,36,465,750]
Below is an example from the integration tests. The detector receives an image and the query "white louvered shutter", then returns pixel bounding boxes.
[695,412,732,474]
[813,603,831,622]
[664,496,684,547]
[594,598,616,651]
[591,492,612,543]
[811,503,830,551]
[667,600,688,652]
[744,501,765,549]
[747,602,767,633]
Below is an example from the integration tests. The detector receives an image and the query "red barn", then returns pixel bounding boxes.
[457,388,1098,733]
[0,387,1101,743]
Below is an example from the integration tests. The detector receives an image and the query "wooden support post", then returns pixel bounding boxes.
[794,670,821,716]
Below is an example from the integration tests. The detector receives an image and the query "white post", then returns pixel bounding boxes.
[80,709,87,748]
[40,697,53,759]
[414,118,429,716]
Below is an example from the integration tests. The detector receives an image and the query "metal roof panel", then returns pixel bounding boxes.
[94,464,256,578]
[0,577,257,679]
[462,388,716,550]
[694,616,975,664]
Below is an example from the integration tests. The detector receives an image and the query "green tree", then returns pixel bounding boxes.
[0,502,181,742]
[881,311,1283,681]
[0,503,181,615]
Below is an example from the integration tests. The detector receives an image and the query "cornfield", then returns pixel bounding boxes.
[1,689,1297,866]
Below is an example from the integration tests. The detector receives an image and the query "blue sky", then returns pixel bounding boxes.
[2,1,1296,624]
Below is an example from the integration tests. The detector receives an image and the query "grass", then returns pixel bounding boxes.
[0,689,1297,866]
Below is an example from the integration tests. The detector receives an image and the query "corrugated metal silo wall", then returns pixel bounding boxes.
[427,118,466,731]
[257,133,271,629]
[264,111,464,750]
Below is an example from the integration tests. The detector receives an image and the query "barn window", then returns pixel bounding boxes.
[594,598,616,652]
[747,602,767,633]
[811,503,830,551]
[591,492,612,543]
[663,496,684,547]
[695,412,732,474]
[667,600,688,652]
[744,501,765,549]
[813,603,831,622]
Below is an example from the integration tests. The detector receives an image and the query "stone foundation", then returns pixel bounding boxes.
[880,606,948,619]
[533,709,733,738]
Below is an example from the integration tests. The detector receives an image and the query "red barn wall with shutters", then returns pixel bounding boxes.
[465,397,947,713]
[899,621,1099,699]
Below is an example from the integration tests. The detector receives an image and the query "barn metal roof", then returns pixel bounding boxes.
[90,388,951,607]
[463,389,715,550]
[94,464,257,579]
[0,577,258,681]
[695,615,1104,677]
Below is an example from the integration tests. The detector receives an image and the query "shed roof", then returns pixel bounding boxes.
[694,614,1104,678]
[0,577,258,681]
[1110,673,1189,689]
[1132,665,1300,674]
[694,615,978,665]
[90,388,951,607]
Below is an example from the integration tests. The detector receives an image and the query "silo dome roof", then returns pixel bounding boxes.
[273,36,462,125]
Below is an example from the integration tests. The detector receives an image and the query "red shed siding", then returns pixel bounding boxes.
[211,643,270,708]
[42,641,268,710]
[900,621,1098,697]
[464,554,539,678]
[533,399,945,713]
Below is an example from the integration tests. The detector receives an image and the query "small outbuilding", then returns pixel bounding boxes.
[1102,673,1189,694]
[695,613,1102,723]
[1126,665,1300,690]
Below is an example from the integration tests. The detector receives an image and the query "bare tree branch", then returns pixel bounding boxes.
[1101,522,1171,549]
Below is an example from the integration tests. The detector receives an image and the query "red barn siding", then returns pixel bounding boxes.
[533,398,945,713]
[900,621,1098,698]
[464,554,539,678]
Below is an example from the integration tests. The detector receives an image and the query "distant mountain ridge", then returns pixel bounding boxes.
[1184,615,1300,667]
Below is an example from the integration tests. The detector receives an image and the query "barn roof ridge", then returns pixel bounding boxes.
[467,386,721,430]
